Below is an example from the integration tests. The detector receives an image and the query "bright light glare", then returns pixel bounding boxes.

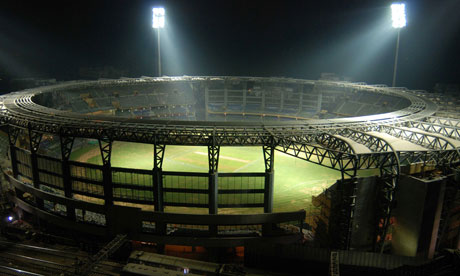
[391,3,406,28]
[152,7,165,29]
[7,216,13,222]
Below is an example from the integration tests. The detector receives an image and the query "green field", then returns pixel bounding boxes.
[70,141,346,213]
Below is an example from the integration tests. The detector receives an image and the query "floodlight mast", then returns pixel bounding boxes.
[152,7,165,77]
[391,3,406,87]
[377,3,407,252]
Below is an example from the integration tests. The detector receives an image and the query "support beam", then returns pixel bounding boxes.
[60,135,75,220]
[28,128,42,154]
[407,120,460,140]
[335,143,358,250]
[204,83,209,121]
[153,143,165,212]
[341,127,457,167]
[262,138,276,236]
[342,129,402,252]
[60,136,74,160]
[346,178,358,249]
[263,144,275,172]
[8,126,20,178]
[263,143,275,213]
[379,125,458,151]
[335,177,358,250]
[376,154,400,253]
[317,133,356,154]
[278,129,400,252]
[376,125,460,166]
[208,138,219,174]
[28,125,43,209]
[275,137,355,174]
[98,138,112,166]
[8,126,20,146]
[335,128,392,152]
[208,136,219,217]
[275,133,358,177]
[427,116,460,128]
[208,173,218,216]
[98,138,113,206]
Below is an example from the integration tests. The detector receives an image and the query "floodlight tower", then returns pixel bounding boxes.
[391,3,406,87]
[152,7,165,77]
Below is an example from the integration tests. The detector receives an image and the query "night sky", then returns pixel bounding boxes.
[1,0,459,91]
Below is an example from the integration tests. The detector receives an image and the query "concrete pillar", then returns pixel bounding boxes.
[9,145,22,198]
[153,168,164,212]
[30,152,44,209]
[62,160,76,220]
[102,164,113,206]
[209,173,218,236]
[264,171,274,213]
[209,173,218,215]
[9,145,18,178]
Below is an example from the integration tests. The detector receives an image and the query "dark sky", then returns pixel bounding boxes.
[1,0,459,91]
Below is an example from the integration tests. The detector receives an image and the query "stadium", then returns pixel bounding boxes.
[0,76,459,274]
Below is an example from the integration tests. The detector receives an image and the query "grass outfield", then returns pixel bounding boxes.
[70,141,375,213]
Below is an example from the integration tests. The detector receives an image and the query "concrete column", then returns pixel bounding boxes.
[9,145,18,178]
[102,164,113,206]
[262,144,275,237]
[263,144,275,214]
[30,152,44,209]
[62,160,76,220]
[9,145,22,199]
[209,173,218,215]
[264,172,274,213]
[209,173,218,236]
[153,168,164,212]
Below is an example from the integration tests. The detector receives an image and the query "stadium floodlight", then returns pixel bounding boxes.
[152,7,165,77]
[152,7,165,29]
[391,3,406,87]
[391,3,406,28]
